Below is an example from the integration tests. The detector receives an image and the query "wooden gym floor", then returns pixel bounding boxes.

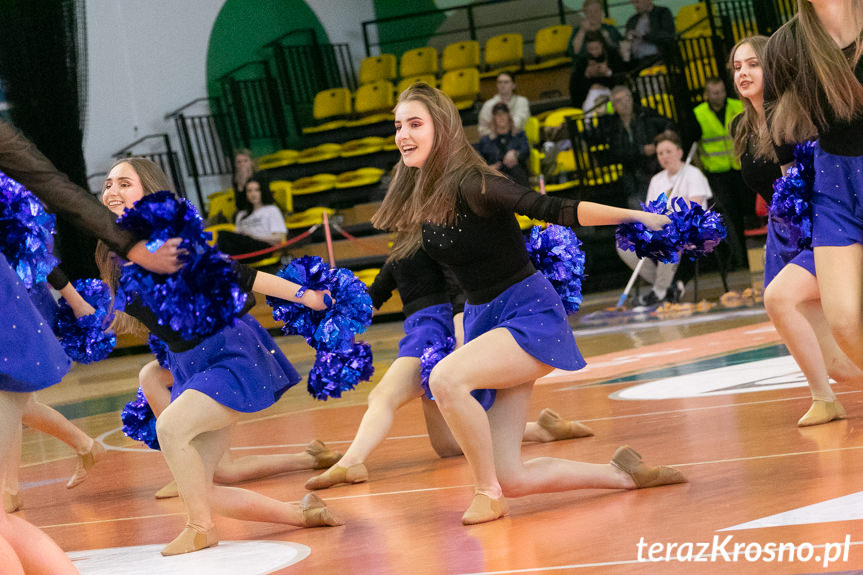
[15,271,863,574]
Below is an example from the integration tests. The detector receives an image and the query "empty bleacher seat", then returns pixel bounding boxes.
[481,33,523,78]
[340,136,387,158]
[285,206,335,230]
[525,25,573,71]
[676,3,712,37]
[441,68,480,110]
[269,180,293,213]
[208,191,236,222]
[291,174,337,196]
[302,88,352,135]
[359,54,397,85]
[397,74,437,94]
[334,167,385,189]
[442,40,481,72]
[257,149,298,170]
[297,143,342,164]
[346,80,395,127]
[399,47,439,78]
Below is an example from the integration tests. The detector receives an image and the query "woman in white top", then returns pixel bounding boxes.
[617,130,712,306]
[216,177,287,263]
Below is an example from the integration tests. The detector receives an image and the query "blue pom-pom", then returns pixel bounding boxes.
[148,334,170,369]
[419,337,456,399]
[615,195,681,263]
[306,341,374,400]
[267,256,373,353]
[115,191,247,340]
[55,279,117,363]
[668,197,727,260]
[121,387,160,450]
[770,141,816,250]
[0,171,58,288]
[525,225,586,315]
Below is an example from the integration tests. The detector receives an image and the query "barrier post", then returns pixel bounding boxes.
[322,211,336,267]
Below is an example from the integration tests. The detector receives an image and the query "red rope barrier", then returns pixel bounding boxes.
[229,224,320,260]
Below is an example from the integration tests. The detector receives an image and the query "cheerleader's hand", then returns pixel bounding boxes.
[301,289,334,311]
[640,212,672,231]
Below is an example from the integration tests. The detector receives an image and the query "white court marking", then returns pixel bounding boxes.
[68,540,309,575]
[720,491,863,531]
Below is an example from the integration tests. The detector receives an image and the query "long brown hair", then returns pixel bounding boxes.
[728,36,776,161]
[370,82,495,259]
[765,0,863,144]
[96,157,175,334]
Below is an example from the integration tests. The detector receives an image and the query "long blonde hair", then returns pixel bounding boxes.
[765,0,863,144]
[96,157,176,335]
[728,36,776,160]
[370,82,495,259]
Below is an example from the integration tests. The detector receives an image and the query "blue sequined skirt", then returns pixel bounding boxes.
[763,218,816,288]
[463,271,586,371]
[398,303,454,359]
[166,314,300,412]
[0,254,70,392]
[811,143,863,247]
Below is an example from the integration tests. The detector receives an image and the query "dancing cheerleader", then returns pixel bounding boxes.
[763,0,863,369]
[97,158,342,556]
[305,241,593,490]
[370,83,686,525]
[731,35,862,426]
[0,119,181,574]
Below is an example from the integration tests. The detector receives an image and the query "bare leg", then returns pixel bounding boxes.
[21,398,92,454]
[139,360,173,417]
[0,533,25,575]
[814,245,863,370]
[421,397,463,458]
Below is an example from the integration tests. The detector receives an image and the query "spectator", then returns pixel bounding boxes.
[692,77,747,269]
[232,148,256,215]
[570,31,626,112]
[216,176,287,263]
[606,85,675,208]
[477,72,530,138]
[617,130,712,306]
[622,0,675,69]
[475,102,531,187]
[567,0,623,59]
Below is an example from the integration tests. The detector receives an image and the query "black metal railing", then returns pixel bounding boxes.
[217,61,288,150]
[113,133,189,203]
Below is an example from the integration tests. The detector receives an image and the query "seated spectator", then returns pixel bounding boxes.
[216,176,287,263]
[622,0,675,69]
[570,31,626,113]
[567,0,623,59]
[208,148,256,226]
[607,85,676,208]
[477,72,530,138]
[617,131,712,306]
[475,102,530,187]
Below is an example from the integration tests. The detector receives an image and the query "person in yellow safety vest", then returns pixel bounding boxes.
[692,77,748,270]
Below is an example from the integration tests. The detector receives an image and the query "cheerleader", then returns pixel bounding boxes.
[731,35,862,425]
[370,83,686,525]
[305,241,593,490]
[97,158,342,556]
[763,0,863,369]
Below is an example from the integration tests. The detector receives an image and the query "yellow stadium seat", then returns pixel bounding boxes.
[397,74,437,94]
[525,25,573,71]
[400,47,439,78]
[345,80,395,127]
[529,147,542,177]
[290,174,337,196]
[442,40,481,72]
[440,68,480,110]
[302,88,352,134]
[204,223,235,246]
[359,54,397,85]
[334,167,385,190]
[542,107,583,131]
[676,3,711,37]
[208,192,236,222]
[524,116,540,146]
[269,180,293,213]
[641,93,676,118]
[340,136,387,158]
[354,268,381,288]
[515,214,544,230]
[257,149,299,170]
[297,143,342,164]
[285,207,335,230]
[481,33,523,78]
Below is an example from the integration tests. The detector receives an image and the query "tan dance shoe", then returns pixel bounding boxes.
[461,491,510,525]
[798,399,847,427]
[610,446,687,489]
[537,408,594,441]
[66,441,106,489]
[305,439,344,469]
[304,463,368,490]
[154,479,179,499]
[3,491,20,513]
[160,524,219,556]
[300,492,345,527]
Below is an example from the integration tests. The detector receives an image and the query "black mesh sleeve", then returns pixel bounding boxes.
[464,172,580,226]
[0,121,138,257]
[232,261,259,293]
[46,267,69,291]
[368,260,396,310]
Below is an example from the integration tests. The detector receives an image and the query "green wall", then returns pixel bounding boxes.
[372,0,445,56]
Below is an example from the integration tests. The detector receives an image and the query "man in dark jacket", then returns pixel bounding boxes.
[624,0,676,69]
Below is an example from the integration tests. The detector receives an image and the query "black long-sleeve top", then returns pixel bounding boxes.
[368,248,450,318]
[731,115,783,204]
[423,171,580,304]
[0,121,138,257]
[123,262,258,353]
